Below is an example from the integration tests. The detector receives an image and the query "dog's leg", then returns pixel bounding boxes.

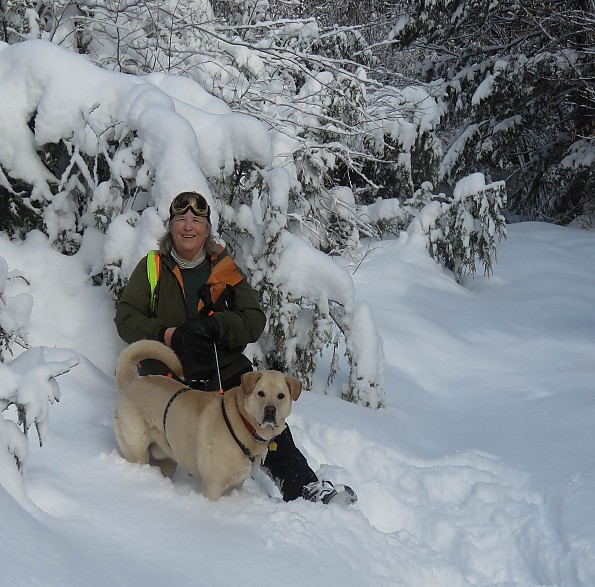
[152,457,177,479]
[116,435,151,465]
[114,411,152,465]
[202,480,227,501]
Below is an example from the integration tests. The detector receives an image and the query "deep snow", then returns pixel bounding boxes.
[1,221,594,586]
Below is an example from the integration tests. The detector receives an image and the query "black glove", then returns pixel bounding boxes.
[199,284,236,314]
[170,324,194,360]
[184,314,219,342]
[170,322,217,365]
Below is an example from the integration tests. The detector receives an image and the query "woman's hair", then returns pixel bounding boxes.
[157,221,220,258]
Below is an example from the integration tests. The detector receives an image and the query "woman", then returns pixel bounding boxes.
[115,191,356,505]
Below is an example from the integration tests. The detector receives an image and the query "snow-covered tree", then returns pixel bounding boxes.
[0,346,78,500]
[219,167,384,406]
[406,175,507,280]
[0,0,42,43]
[30,1,442,233]
[0,254,79,492]
[392,0,595,225]
[0,256,32,360]
[0,2,511,407]
[0,39,388,406]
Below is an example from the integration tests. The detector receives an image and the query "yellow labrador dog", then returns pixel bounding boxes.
[114,340,302,500]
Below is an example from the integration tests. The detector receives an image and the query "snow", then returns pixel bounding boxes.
[273,231,354,312]
[383,91,436,153]
[453,172,486,200]
[0,35,594,587]
[1,221,595,586]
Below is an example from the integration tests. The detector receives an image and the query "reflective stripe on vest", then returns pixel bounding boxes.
[147,250,160,311]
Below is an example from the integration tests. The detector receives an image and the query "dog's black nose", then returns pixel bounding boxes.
[264,405,276,421]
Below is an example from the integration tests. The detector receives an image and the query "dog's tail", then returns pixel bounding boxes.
[116,339,184,390]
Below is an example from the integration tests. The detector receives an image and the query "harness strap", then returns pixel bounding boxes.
[163,386,192,436]
[221,398,258,462]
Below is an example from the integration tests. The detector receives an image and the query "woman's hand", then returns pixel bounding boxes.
[163,327,175,347]
[170,317,218,365]
[184,314,219,341]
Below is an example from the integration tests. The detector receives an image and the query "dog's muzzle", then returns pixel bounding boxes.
[262,405,277,425]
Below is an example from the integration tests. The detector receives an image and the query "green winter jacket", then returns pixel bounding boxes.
[114,247,266,383]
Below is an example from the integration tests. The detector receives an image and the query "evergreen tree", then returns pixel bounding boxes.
[0,0,41,43]
[0,5,510,407]
[393,0,595,224]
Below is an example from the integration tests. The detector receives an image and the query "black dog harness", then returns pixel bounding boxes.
[220,398,268,463]
[162,386,192,435]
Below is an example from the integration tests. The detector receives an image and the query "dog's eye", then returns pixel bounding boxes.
[257,390,265,397]
[277,393,285,400]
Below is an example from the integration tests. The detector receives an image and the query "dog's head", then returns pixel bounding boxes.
[241,370,302,432]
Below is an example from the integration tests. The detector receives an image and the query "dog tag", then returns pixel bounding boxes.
[268,441,278,451]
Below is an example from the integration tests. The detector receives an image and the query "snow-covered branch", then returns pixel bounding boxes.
[0,346,79,502]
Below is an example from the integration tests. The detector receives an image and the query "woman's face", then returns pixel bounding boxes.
[171,210,210,260]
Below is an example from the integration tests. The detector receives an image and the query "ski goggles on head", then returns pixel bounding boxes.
[169,191,211,223]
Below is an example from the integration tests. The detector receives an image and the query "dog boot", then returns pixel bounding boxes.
[303,479,357,506]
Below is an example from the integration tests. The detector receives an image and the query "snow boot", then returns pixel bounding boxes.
[303,479,357,506]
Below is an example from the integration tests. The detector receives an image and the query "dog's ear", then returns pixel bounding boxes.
[241,371,263,395]
[284,376,302,401]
